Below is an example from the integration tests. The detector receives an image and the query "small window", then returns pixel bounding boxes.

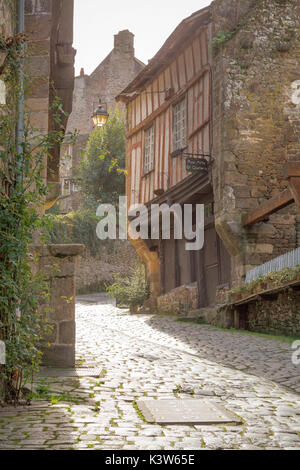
[173,98,186,152]
[143,125,154,174]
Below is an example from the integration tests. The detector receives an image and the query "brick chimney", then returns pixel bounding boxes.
[114,30,134,56]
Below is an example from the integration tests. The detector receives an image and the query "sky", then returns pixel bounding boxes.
[74,0,212,76]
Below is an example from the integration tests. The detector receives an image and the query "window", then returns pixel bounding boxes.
[173,98,186,152]
[143,125,154,174]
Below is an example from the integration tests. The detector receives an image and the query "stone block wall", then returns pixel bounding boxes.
[0,0,74,206]
[211,0,300,285]
[157,284,199,315]
[24,0,75,199]
[59,191,82,214]
[66,30,144,137]
[0,0,14,113]
[247,290,300,337]
[0,0,13,35]
[74,240,139,294]
[31,244,84,368]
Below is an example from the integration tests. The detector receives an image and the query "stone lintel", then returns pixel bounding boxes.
[48,244,85,258]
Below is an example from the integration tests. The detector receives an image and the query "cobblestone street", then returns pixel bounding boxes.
[0,296,300,450]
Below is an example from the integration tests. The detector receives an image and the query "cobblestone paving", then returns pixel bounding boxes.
[0,297,299,450]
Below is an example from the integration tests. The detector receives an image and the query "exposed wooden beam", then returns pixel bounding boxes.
[286,161,300,212]
[126,66,210,139]
[285,161,300,178]
[289,177,300,213]
[243,188,294,227]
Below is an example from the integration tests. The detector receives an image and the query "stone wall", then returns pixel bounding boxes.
[0,0,13,36]
[59,191,81,214]
[24,0,75,203]
[66,30,144,137]
[247,290,300,337]
[75,241,139,294]
[157,284,199,315]
[211,0,300,285]
[0,1,14,113]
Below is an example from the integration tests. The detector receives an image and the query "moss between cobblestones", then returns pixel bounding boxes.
[28,380,89,405]
[212,326,300,344]
[132,400,151,424]
[178,319,299,344]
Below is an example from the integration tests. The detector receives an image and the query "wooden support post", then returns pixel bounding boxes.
[286,161,300,215]
[234,309,240,329]
[197,247,208,308]
[288,178,300,215]
[225,309,234,329]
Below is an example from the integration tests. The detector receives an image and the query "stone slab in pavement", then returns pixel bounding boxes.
[37,367,105,378]
[136,398,243,425]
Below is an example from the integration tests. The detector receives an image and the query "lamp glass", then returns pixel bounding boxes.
[92,110,109,128]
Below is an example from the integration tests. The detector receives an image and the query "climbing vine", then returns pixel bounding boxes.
[0,20,73,403]
[211,29,237,55]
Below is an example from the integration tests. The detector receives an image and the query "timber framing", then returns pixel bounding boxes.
[125,66,210,139]
[145,170,212,207]
[116,6,211,102]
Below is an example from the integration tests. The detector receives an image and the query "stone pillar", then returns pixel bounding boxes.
[31,244,84,368]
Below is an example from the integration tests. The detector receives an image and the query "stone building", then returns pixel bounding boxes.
[1,0,76,213]
[211,0,300,285]
[0,0,82,368]
[118,0,300,316]
[59,30,145,213]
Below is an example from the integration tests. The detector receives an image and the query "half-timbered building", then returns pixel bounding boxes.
[117,6,231,309]
[118,0,300,316]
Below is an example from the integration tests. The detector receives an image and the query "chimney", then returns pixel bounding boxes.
[114,30,134,56]
[80,67,85,76]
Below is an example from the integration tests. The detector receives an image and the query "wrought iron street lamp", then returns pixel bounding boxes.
[92,100,109,127]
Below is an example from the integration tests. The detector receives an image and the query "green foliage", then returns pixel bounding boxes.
[0,26,74,403]
[132,400,150,423]
[218,327,300,344]
[107,264,150,309]
[211,30,236,54]
[80,110,126,209]
[28,382,86,405]
[45,210,102,257]
[226,265,300,303]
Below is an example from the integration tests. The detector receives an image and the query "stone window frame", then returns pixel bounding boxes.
[143,124,155,175]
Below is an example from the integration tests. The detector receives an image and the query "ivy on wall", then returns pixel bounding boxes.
[0,7,74,403]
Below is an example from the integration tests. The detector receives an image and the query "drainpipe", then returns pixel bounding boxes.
[16,0,25,167]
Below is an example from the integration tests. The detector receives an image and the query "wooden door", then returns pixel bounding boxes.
[163,238,176,293]
[197,223,231,307]
[160,221,231,304]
